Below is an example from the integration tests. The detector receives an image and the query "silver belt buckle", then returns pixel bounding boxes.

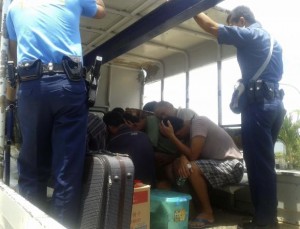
[47,62,55,75]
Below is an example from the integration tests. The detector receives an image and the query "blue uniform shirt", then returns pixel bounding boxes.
[6,0,98,64]
[218,23,283,85]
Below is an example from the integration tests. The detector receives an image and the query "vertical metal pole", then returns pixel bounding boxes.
[186,71,190,108]
[139,69,145,109]
[161,77,164,101]
[217,44,222,126]
[185,53,190,109]
[160,61,165,102]
[0,0,11,183]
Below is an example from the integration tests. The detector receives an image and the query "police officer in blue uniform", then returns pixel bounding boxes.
[6,0,106,228]
[193,6,285,229]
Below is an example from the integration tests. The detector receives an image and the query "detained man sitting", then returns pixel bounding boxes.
[159,115,244,229]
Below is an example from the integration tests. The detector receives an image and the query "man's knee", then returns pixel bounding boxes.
[189,162,205,179]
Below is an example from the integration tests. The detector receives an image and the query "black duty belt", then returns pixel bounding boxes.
[18,62,65,81]
[247,80,284,102]
[42,63,65,75]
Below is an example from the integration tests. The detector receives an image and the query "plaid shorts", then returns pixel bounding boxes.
[194,158,244,188]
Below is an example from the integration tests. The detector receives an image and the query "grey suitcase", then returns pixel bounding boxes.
[79,151,134,229]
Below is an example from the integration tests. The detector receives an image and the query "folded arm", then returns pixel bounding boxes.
[159,120,205,161]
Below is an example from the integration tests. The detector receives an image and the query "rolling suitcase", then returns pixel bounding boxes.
[79,151,134,229]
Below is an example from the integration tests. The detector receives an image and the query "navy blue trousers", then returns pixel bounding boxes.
[241,98,285,225]
[17,74,88,228]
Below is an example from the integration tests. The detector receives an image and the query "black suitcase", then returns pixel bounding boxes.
[79,151,135,229]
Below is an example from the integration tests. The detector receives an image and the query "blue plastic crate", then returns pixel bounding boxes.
[150,189,192,229]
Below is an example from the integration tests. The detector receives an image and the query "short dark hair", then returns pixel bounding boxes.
[227,5,256,25]
[142,101,157,112]
[103,111,124,127]
[162,116,184,132]
[111,107,125,115]
[123,112,140,123]
[156,101,174,109]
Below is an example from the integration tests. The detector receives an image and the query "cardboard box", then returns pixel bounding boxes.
[131,184,150,229]
[150,189,192,229]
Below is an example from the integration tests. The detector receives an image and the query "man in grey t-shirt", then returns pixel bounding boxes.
[160,115,244,228]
